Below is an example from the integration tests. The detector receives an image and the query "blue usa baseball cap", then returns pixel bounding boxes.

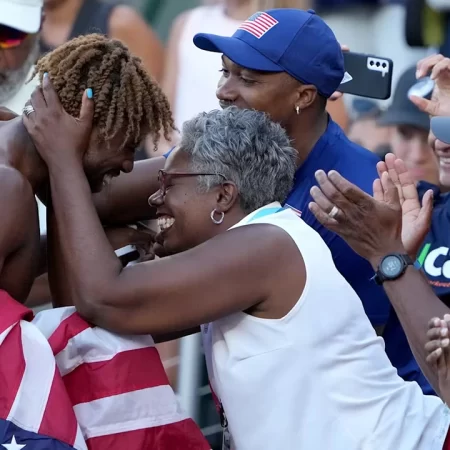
[193,9,344,98]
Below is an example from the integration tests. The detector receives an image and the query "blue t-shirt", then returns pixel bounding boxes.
[417,182,450,303]
[164,119,433,393]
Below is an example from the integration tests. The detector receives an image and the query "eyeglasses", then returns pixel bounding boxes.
[0,25,29,50]
[157,169,226,196]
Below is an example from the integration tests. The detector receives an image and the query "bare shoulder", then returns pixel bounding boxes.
[109,5,154,32]
[0,165,33,201]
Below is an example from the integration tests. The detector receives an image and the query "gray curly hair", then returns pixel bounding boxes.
[180,107,297,213]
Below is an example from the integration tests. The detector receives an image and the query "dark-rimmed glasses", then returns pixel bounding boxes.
[157,169,226,196]
[0,25,29,50]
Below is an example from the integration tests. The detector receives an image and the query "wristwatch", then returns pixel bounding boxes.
[373,253,414,285]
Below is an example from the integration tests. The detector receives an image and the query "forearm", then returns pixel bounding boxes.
[47,207,76,308]
[48,163,124,315]
[369,256,449,393]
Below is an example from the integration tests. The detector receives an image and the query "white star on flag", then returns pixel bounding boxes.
[2,436,26,450]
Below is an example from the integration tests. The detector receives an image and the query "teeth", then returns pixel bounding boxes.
[157,216,175,232]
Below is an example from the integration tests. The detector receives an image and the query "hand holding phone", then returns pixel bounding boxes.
[338,52,394,100]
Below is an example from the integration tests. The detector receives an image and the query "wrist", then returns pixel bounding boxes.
[368,242,408,270]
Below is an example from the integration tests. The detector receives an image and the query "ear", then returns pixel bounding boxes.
[295,84,318,111]
[215,181,239,214]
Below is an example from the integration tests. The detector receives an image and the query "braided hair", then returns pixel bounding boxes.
[32,33,175,150]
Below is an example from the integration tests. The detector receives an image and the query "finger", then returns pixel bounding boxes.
[79,88,95,122]
[308,202,339,230]
[425,339,443,355]
[310,186,336,214]
[376,161,387,180]
[384,153,404,203]
[416,189,433,232]
[426,347,443,366]
[416,54,445,78]
[41,73,64,110]
[427,326,445,341]
[409,95,437,116]
[340,44,350,52]
[444,314,450,325]
[29,85,47,111]
[327,170,371,205]
[314,170,350,209]
[373,178,384,202]
[429,317,442,329]
[430,58,450,81]
[380,171,400,207]
[329,91,343,102]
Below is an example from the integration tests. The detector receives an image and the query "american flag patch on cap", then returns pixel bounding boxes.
[238,12,278,39]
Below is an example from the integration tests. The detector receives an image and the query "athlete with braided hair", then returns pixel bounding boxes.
[0,33,175,304]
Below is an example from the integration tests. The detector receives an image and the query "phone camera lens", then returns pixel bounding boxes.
[382,63,386,68]
[376,62,380,67]
[369,60,374,66]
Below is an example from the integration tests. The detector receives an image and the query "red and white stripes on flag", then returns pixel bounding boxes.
[0,290,210,450]
[237,12,278,39]
[33,306,211,450]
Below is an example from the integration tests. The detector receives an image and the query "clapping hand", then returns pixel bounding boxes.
[426,315,450,403]
[308,154,433,265]
[376,154,433,259]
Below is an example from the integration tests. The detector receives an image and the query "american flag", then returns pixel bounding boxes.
[0,290,210,450]
[237,12,278,39]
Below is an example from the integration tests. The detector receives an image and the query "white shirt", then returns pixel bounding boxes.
[4,67,46,234]
[202,203,450,450]
[174,5,241,129]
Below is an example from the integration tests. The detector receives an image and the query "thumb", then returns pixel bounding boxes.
[373,179,384,202]
[418,189,434,228]
[79,88,95,123]
[409,95,437,115]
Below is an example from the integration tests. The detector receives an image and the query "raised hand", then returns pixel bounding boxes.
[411,54,450,117]
[22,74,94,170]
[308,168,404,266]
[376,154,433,258]
[426,315,450,403]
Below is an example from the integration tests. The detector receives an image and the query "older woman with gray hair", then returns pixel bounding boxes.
[25,85,449,449]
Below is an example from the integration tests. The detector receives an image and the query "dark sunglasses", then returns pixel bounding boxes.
[157,169,226,196]
[0,25,29,50]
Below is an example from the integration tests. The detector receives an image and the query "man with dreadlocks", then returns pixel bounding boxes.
[0,32,175,304]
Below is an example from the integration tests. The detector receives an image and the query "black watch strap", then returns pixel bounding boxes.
[373,253,414,285]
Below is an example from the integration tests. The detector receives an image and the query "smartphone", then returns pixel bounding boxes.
[338,52,394,100]
[115,244,140,267]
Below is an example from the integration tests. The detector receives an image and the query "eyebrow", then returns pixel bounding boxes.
[221,56,272,76]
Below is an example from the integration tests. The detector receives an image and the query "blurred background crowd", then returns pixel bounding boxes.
[3,0,450,448]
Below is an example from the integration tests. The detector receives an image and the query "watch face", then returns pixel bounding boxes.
[381,255,403,278]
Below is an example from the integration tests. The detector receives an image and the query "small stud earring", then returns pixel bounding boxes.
[295,105,300,115]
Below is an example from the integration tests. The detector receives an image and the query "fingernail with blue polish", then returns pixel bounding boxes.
[43,72,48,78]
[86,88,93,99]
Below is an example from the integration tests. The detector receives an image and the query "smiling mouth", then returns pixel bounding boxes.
[157,215,175,232]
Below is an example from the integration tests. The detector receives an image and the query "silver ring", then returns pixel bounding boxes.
[329,205,340,219]
[23,105,35,116]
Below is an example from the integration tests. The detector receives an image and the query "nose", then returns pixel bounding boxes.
[148,189,163,207]
[216,75,237,103]
[121,158,134,174]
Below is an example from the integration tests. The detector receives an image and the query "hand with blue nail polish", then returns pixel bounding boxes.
[22,75,95,169]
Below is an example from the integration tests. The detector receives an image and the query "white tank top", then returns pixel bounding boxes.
[174,5,241,129]
[201,202,450,450]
